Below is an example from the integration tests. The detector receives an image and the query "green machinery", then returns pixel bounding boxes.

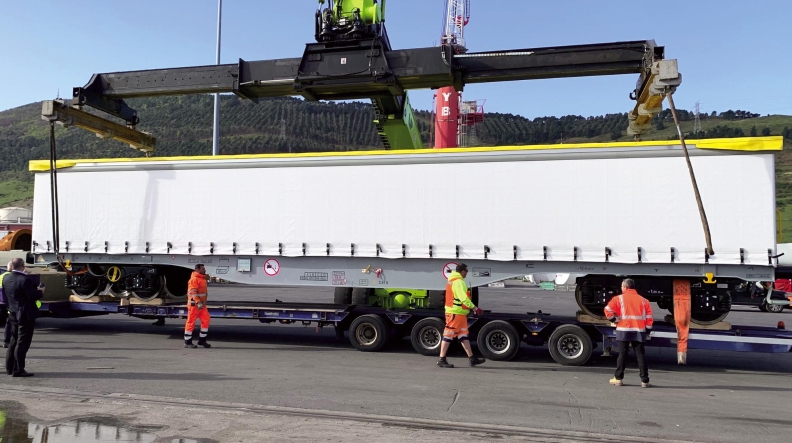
[316,1,448,309]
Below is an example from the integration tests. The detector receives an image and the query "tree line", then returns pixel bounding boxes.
[0,95,789,180]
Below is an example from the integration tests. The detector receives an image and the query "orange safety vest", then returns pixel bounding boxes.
[445,274,472,314]
[604,288,653,333]
[187,271,209,307]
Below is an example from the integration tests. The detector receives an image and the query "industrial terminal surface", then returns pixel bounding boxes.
[0,284,788,442]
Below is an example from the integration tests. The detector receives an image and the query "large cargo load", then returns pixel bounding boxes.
[32,137,778,266]
[29,137,784,324]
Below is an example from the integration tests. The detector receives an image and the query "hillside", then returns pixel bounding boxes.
[1,96,791,233]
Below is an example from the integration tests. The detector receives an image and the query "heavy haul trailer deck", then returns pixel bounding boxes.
[36,299,792,366]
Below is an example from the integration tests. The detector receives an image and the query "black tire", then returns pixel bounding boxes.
[349,315,389,352]
[351,288,373,306]
[758,302,769,312]
[410,317,445,356]
[476,320,521,361]
[333,287,352,304]
[427,290,445,309]
[548,325,593,366]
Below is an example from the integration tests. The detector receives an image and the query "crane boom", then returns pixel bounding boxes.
[72,41,675,133]
[63,4,679,152]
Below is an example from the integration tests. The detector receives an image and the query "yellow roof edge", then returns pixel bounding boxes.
[29,136,785,172]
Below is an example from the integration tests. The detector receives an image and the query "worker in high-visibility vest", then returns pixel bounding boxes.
[184,264,212,348]
[604,278,653,387]
[437,263,485,368]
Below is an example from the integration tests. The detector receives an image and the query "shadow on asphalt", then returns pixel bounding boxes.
[34,317,792,375]
[34,372,249,381]
[28,355,131,361]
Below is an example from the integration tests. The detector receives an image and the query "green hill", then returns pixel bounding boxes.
[1,96,791,235]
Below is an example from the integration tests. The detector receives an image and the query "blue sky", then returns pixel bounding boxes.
[1,0,790,118]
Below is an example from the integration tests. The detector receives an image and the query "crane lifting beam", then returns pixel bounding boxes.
[72,39,678,136]
[41,99,156,153]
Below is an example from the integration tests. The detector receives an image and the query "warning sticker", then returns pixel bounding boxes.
[332,271,348,285]
[300,272,328,282]
[443,262,458,279]
[263,258,280,277]
[472,267,491,278]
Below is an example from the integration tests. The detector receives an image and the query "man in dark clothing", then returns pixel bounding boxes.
[0,262,11,347]
[1,258,44,377]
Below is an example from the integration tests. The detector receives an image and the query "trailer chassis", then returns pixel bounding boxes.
[37,299,792,367]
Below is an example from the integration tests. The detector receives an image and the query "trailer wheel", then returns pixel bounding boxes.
[427,290,445,309]
[349,315,389,352]
[548,325,593,366]
[351,288,373,306]
[334,288,352,304]
[70,274,102,300]
[410,317,445,355]
[477,320,521,361]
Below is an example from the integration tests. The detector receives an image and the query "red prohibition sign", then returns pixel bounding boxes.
[264,258,280,276]
[442,261,458,279]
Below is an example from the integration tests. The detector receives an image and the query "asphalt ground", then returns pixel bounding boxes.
[0,284,790,442]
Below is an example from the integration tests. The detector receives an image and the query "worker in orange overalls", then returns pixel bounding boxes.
[184,264,212,348]
[604,278,653,387]
[437,263,486,368]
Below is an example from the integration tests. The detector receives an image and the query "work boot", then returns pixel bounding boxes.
[641,382,651,388]
[469,356,486,367]
[197,338,212,348]
[436,358,454,368]
[184,340,197,349]
[609,377,623,386]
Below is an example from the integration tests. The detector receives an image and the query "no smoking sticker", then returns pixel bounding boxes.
[443,262,458,279]
[264,258,280,276]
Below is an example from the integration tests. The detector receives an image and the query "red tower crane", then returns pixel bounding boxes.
[433,0,484,149]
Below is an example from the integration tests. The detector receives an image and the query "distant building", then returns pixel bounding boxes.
[0,206,32,238]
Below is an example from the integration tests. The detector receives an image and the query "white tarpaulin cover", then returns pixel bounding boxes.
[31,138,779,265]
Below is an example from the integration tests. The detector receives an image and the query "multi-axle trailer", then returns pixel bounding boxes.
[37,296,792,366]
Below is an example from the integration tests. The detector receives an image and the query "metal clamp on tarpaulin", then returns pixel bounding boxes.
[41,100,156,154]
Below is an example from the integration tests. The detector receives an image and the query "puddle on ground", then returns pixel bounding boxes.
[0,401,215,442]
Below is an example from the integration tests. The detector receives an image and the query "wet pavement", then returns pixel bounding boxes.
[0,400,211,442]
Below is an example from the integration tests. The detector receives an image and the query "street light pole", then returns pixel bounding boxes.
[212,0,222,156]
